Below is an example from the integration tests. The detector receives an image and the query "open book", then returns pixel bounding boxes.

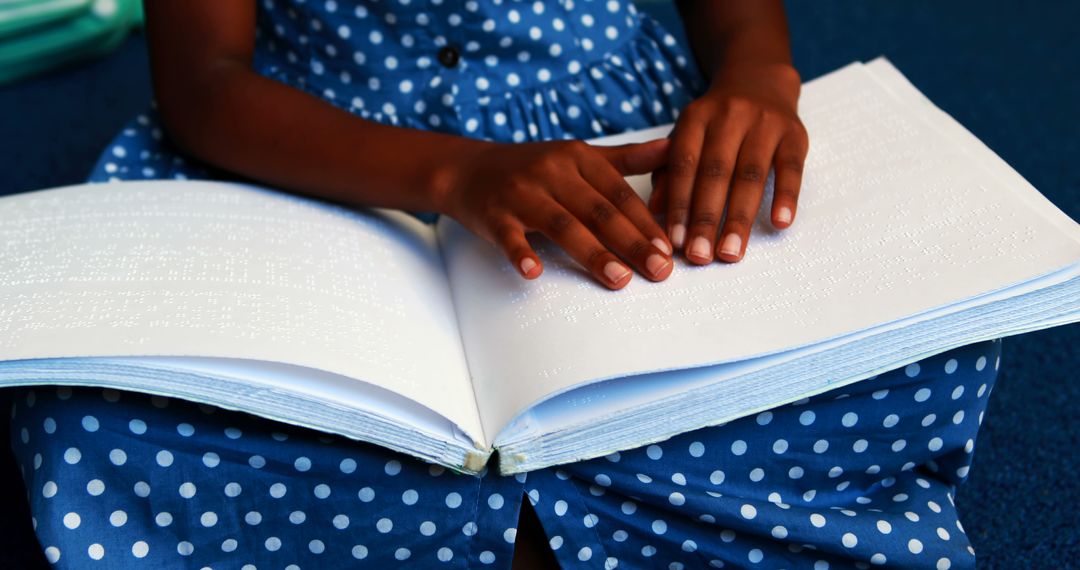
[2,58,1078,474]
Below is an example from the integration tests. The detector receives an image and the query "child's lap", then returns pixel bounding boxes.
[9,339,1000,569]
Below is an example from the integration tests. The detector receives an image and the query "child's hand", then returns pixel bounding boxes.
[650,62,809,264]
[439,139,675,290]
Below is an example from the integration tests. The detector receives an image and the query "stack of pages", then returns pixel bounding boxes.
[1,58,1077,474]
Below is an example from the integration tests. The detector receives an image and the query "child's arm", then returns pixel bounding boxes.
[659,0,808,264]
[144,1,674,290]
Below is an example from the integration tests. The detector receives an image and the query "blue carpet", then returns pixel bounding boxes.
[1,2,1077,568]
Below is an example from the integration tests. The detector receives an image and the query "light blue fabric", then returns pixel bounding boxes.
[12,1,1003,568]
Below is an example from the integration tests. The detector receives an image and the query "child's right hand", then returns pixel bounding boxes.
[437,139,675,290]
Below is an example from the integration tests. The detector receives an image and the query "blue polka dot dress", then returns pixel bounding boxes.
[11,342,1001,569]
[9,1,1004,568]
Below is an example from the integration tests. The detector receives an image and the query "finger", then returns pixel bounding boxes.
[579,153,672,257]
[648,168,668,215]
[716,129,783,263]
[770,130,809,229]
[683,122,746,264]
[664,118,706,250]
[524,200,635,290]
[491,216,543,279]
[558,177,673,282]
[591,138,670,176]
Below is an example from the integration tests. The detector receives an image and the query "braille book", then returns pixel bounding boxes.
[1,58,1077,474]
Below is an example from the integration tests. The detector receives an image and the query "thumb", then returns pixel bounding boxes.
[593,138,670,176]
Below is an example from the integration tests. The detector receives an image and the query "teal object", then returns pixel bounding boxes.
[0,0,141,86]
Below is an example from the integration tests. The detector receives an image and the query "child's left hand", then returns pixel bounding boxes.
[649,62,809,265]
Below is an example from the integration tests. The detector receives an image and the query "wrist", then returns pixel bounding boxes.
[425,136,498,217]
[710,60,802,109]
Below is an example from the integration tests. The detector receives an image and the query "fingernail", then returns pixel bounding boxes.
[603,261,631,285]
[689,236,711,261]
[651,237,672,256]
[670,224,686,248]
[775,206,793,225]
[719,233,742,258]
[520,257,537,276]
[646,253,671,277]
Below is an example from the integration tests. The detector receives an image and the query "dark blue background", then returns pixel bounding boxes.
[1,1,1076,567]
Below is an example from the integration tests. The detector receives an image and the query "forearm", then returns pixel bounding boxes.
[674,0,794,79]
[155,63,483,214]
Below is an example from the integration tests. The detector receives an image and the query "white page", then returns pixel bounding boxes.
[0,181,485,444]
[439,61,1080,438]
